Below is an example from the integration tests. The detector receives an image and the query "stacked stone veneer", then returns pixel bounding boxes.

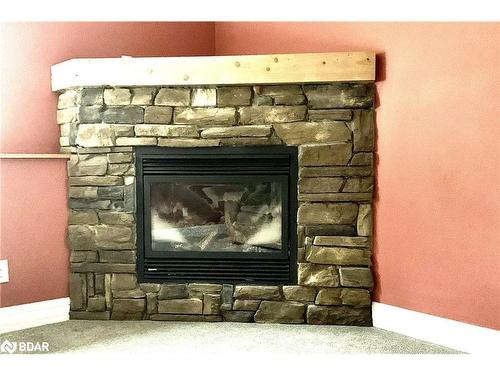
[58,83,375,325]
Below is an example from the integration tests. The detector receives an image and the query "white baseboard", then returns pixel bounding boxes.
[372,302,500,354]
[0,297,69,334]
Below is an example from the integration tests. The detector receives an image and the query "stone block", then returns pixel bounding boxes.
[68,154,108,176]
[57,107,79,124]
[201,125,271,138]
[306,305,372,326]
[155,88,190,106]
[158,138,220,147]
[306,246,371,266]
[69,199,113,210]
[252,94,273,106]
[203,293,221,315]
[131,87,156,105]
[70,250,98,263]
[144,106,173,123]
[150,314,222,322]
[76,124,115,147]
[339,267,374,288]
[113,289,146,299]
[70,311,110,320]
[59,137,70,147]
[352,109,374,152]
[112,299,145,313]
[69,175,123,187]
[313,236,371,248]
[80,88,103,106]
[273,122,350,145]
[217,86,252,106]
[299,177,343,193]
[298,263,339,287]
[94,225,134,249]
[107,164,134,176]
[303,84,374,109]
[233,286,281,300]
[111,274,137,290]
[58,90,79,109]
[299,143,352,166]
[108,152,133,164]
[112,125,134,137]
[357,204,372,237]
[220,284,234,311]
[282,286,316,302]
[135,124,198,137]
[315,288,342,305]
[254,301,305,324]
[71,263,135,273]
[258,85,305,105]
[308,109,353,121]
[299,166,372,178]
[343,177,374,193]
[103,106,144,124]
[69,187,98,199]
[69,210,98,225]
[111,311,144,320]
[104,88,131,105]
[158,298,203,314]
[187,283,223,299]
[341,288,371,307]
[99,250,135,264]
[116,137,157,146]
[79,106,104,123]
[173,107,236,125]
[70,273,87,310]
[232,299,261,311]
[238,105,306,124]
[304,225,356,237]
[68,225,94,250]
[191,88,216,106]
[349,152,373,166]
[297,192,367,202]
[219,138,274,146]
[146,293,158,314]
[97,186,124,200]
[298,203,358,225]
[140,283,161,293]
[87,296,106,312]
[222,311,254,323]
[98,212,134,226]
[158,284,188,300]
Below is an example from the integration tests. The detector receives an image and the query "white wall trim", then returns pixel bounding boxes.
[0,298,69,334]
[372,302,500,354]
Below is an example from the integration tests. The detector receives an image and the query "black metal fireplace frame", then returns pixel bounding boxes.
[135,146,298,284]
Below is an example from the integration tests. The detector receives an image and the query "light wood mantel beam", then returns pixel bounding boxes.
[51,52,376,91]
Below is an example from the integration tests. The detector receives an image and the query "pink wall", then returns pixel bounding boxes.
[0,22,215,307]
[215,22,500,329]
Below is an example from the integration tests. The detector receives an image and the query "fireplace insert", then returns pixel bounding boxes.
[135,146,298,284]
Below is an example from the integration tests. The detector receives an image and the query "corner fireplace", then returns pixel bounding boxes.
[56,52,376,325]
[136,146,298,284]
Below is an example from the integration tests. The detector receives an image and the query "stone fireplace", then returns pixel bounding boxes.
[54,53,376,325]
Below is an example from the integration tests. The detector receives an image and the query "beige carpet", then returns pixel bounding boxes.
[0,320,462,354]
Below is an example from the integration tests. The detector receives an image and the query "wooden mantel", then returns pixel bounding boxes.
[51,52,376,91]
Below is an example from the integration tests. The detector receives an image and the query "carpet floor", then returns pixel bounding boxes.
[0,320,462,354]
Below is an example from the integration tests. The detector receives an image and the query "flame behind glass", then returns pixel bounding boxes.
[150,182,282,253]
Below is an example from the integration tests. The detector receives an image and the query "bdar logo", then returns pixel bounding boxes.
[0,339,17,354]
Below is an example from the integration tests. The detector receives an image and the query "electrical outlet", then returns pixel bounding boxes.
[0,259,9,283]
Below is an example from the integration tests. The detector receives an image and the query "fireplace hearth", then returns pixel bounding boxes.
[136,146,298,284]
[55,52,375,325]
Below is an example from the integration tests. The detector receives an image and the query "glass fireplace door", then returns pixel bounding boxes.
[144,175,289,259]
